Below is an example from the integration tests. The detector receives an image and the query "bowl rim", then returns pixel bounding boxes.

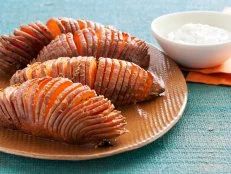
[151,10,231,47]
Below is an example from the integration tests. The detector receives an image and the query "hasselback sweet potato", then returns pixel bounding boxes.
[11,57,164,105]
[0,77,126,144]
[36,28,149,68]
[0,18,149,74]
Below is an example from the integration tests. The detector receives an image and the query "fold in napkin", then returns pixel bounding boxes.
[184,58,231,86]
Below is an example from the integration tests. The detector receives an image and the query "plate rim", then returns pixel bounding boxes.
[0,44,188,160]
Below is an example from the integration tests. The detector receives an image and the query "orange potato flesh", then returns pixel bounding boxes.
[108,30,118,58]
[94,58,106,94]
[100,58,111,95]
[116,61,132,105]
[53,86,90,134]
[70,88,96,107]
[86,57,97,88]
[95,27,105,58]
[46,18,62,39]
[122,63,140,105]
[110,60,125,103]
[83,29,93,56]
[90,29,98,57]
[79,57,86,85]
[112,60,127,104]
[77,20,88,30]
[74,31,87,56]
[104,59,120,100]
[35,78,60,125]
[44,81,72,119]
[31,78,52,124]
[47,84,82,135]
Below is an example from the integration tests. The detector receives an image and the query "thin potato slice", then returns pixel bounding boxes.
[85,57,97,88]
[74,31,87,56]
[104,59,120,99]
[94,58,106,94]
[112,60,127,105]
[122,63,140,105]
[46,18,65,39]
[103,28,112,58]
[66,33,78,56]
[100,58,112,95]
[116,61,132,105]
[83,29,93,56]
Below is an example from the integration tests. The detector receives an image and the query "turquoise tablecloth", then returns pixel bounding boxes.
[0,0,231,173]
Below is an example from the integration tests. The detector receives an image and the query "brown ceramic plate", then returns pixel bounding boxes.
[0,44,187,160]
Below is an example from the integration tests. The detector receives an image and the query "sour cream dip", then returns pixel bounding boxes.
[167,23,231,45]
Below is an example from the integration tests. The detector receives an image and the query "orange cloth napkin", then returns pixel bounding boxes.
[184,58,231,86]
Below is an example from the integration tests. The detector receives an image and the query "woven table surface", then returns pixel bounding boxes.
[0,0,231,173]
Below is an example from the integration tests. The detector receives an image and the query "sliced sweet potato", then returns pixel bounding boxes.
[95,27,106,58]
[108,29,118,58]
[100,58,112,95]
[66,33,78,56]
[122,63,140,105]
[0,44,18,64]
[90,29,98,57]
[0,87,17,128]
[64,97,111,140]
[39,78,71,126]
[112,60,127,105]
[29,23,50,44]
[60,34,72,57]
[94,58,106,94]
[53,85,89,134]
[34,78,60,124]
[0,37,28,64]
[43,80,72,128]
[85,57,97,88]
[86,20,96,30]
[14,28,43,51]
[28,78,52,126]
[113,31,124,59]
[119,32,131,59]
[20,25,46,45]
[70,57,81,82]
[46,18,64,39]
[103,28,112,58]
[35,21,53,42]
[77,19,88,30]
[110,59,126,103]
[74,31,87,56]
[137,70,148,101]
[142,72,155,99]
[1,35,32,59]
[104,59,120,99]
[59,17,72,33]
[47,83,82,134]
[116,61,132,105]
[69,18,78,33]
[58,87,96,137]
[2,86,20,126]
[83,29,93,55]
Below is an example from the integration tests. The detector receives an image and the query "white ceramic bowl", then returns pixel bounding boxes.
[151,11,231,68]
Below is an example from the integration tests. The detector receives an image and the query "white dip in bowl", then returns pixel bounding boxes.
[151,11,231,68]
